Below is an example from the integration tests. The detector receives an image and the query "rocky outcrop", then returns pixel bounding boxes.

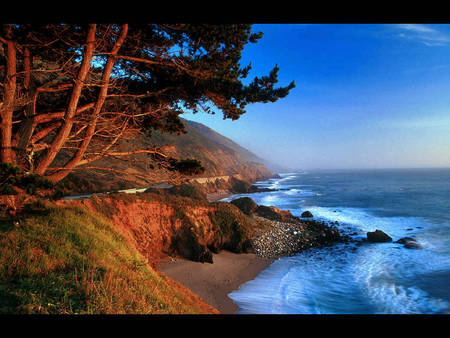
[61,191,349,266]
[255,205,299,222]
[366,229,392,242]
[230,197,314,224]
[395,236,422,249]
[62,191,263,265]
[251,218,347,259]
[301,211,313,218]
[230,197,258,216]
[228,196,348,258]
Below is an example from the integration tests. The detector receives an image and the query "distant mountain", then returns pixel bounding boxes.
[63,118,277,194]
[184,119,291,174]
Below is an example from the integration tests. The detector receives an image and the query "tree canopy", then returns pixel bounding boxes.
[0,23,295,189]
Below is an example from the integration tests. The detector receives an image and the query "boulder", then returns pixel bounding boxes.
[256,205,299,222]
[301,211,313,218]
[366,229,392,242]
[395,237,422,249]
[230,197,258,215]
[404,242,422,250]
[394,237,416,244]
[255,205,283,221]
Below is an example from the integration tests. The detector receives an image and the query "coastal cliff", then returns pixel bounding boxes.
[62,118,276,195]
[62,191,265,266]
[0,115,350,314]
[0,183,348,314]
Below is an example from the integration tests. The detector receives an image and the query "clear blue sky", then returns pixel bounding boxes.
[183,24,450,170]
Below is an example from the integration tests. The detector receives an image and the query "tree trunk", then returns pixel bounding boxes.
[48,24,129,182]
[0,25,17,164]
[34,24,97,177]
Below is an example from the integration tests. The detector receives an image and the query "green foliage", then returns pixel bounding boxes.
[210,202,252,252]
[3,24,294,186]
[6,24,295,139]
[168,158,205,176]
[0,163,55,196]
[168,184,207,201]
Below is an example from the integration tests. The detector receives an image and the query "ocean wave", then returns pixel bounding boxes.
[283,188,300,196]
[229,169,450,314]
[303,206,432,238]
[353,243,450,314]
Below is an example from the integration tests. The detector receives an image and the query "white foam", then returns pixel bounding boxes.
[228,171,450,314]
[353,244,450,314]
[304,206,430,238]
[283,189,300,196]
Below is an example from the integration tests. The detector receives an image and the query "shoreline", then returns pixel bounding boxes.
[206,191,232,202]
[158,251,274,314]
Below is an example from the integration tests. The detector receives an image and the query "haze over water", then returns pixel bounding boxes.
[225,168,450,314]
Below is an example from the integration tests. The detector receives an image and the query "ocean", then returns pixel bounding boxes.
[223,168,450,314]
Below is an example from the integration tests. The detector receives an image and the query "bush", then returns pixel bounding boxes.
[210,202,253,253]
[168,158,205,176]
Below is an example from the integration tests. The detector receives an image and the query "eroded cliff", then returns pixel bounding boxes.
[61,190,267,266]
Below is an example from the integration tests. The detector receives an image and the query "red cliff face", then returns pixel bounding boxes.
[62,192,258,266]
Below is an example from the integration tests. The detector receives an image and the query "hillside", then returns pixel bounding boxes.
[62,118,277,195]
[185,119,292,174]
[0,197,220,314]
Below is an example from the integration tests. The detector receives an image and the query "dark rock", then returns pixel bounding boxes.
[230,197,258,215]
[197,247,214,263]
[404,242,422,250]
[394,237,416,244]
[395,236,422,249]
[248,185,278,193]
[301,211,313,218]
[366,229,392,242]
[256,205,299,222]
[180,241,213,263]
[172,229,214,263]
[256,205,283,221]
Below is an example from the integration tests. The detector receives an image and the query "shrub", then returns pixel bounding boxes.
[210,202,253,253]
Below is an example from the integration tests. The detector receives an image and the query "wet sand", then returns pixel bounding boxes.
[158,251,274,314]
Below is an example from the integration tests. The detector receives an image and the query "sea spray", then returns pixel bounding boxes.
[227,168,450,314]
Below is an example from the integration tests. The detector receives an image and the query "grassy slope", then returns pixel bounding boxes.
[0,201,218,314]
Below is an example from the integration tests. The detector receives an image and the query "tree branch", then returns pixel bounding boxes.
[77,148,168,166]
[35,24,97,177]
[47,24,129,182]
[34,102,95,124]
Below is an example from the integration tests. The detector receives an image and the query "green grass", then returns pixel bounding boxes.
[0,202,217,314]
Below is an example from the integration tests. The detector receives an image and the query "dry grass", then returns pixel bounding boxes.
[0,202,218,314]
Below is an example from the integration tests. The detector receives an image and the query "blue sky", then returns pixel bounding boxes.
[183,24,450,170]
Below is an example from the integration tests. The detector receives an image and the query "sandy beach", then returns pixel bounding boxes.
[206,191,232,202]
[158,251,274,314]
